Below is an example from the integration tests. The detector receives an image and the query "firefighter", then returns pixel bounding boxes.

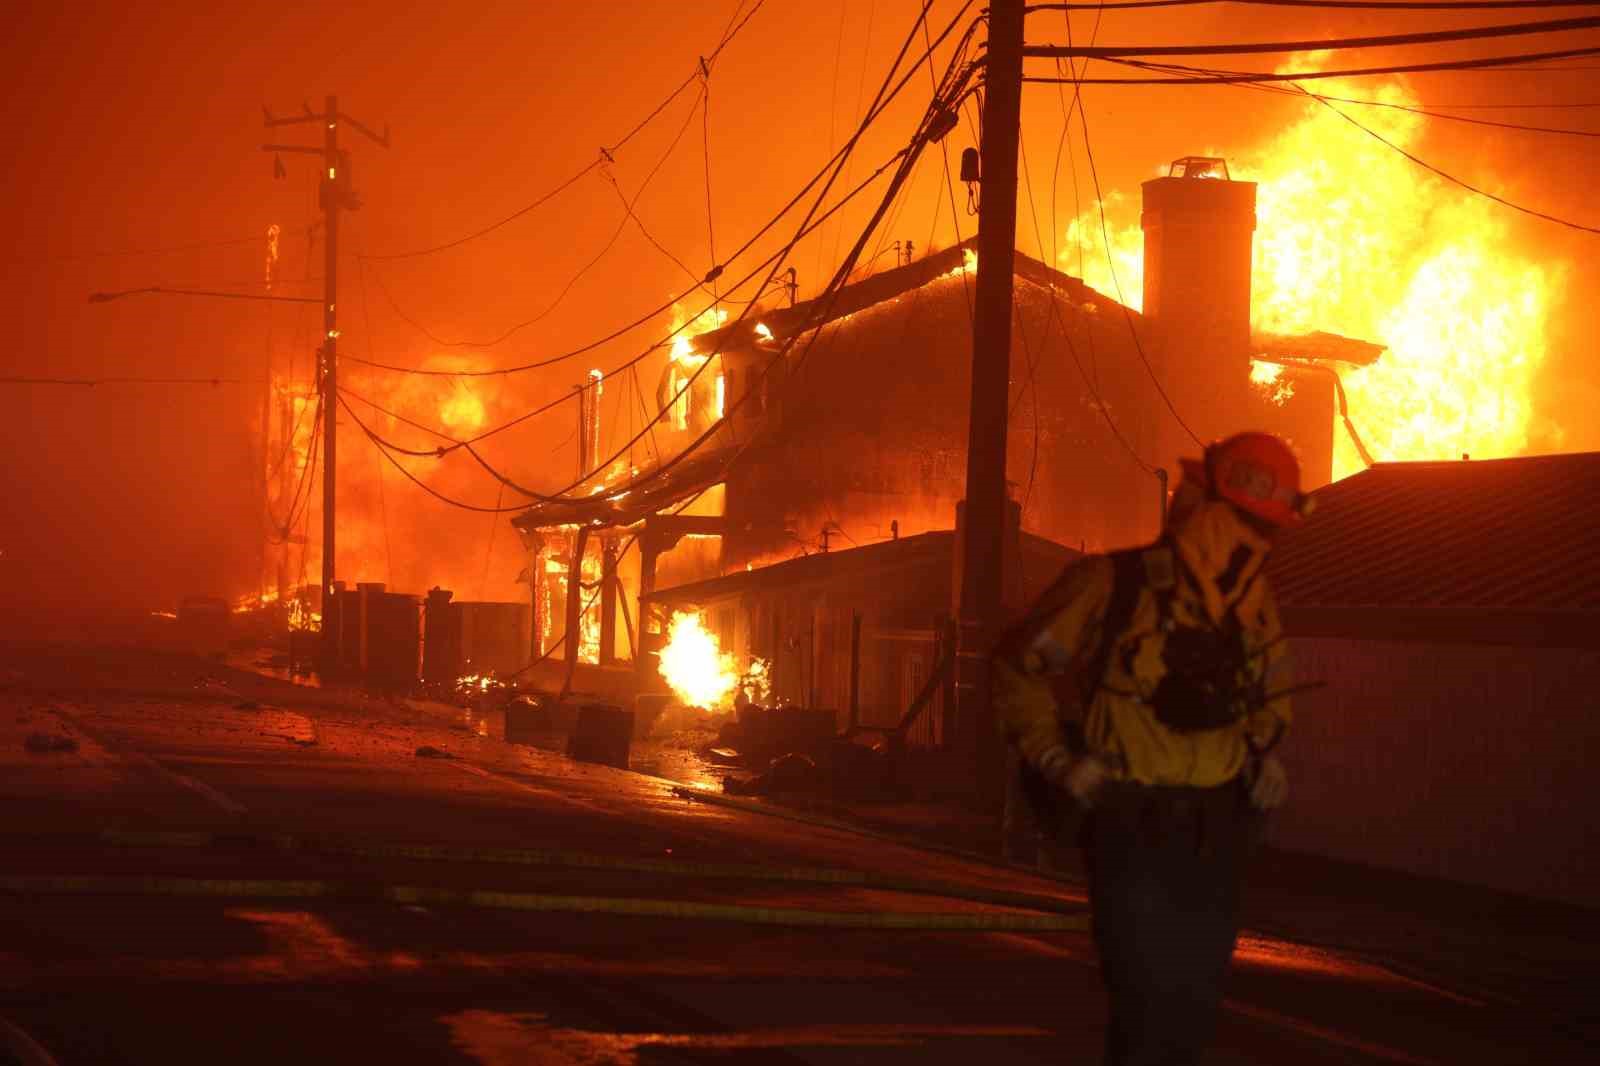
[992,431,1311,1066]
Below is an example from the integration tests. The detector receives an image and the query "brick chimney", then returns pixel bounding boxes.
[1140,157,1257,448]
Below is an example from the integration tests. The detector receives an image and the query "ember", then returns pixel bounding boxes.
[456,672,507,696]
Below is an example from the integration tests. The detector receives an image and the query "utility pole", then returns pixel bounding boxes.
[954,0,1025,807]
[264,97,388,665]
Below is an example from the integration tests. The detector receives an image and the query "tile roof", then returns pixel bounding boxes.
[1268,451,1600,611]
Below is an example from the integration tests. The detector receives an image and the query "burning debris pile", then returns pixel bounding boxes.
[1065,69,1564,478]
[655,610,768,712]
[455,672,510,698]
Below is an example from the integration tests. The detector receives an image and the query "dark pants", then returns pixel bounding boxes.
[1082,779,1260,1066]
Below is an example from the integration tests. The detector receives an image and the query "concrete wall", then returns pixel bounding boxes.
[1272,636,1600,907]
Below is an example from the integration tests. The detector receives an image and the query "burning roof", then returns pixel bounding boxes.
[509,447,734,535]
[510,236,1378,540]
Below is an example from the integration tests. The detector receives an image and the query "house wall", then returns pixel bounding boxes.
[720,559,954,733]
[725,272,1165,563]
[722,267,1338,567]
[682,537,1074,742]
[1272,635,1600,907]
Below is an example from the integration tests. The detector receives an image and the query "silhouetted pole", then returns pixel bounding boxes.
[321,95,340,664]
[565,381,589,683]
[955,0,1025,806]
[263,96,387,666]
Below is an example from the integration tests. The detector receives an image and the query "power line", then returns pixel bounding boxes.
[339,384,463,446]
[342,106,926,385]
[418,145,912,465]
[0,375,249,386]
[829,0,880,283]
[341,145,911,493]
[1299,85,1600,233]
[370,82,708,349]
[1074,80,1204,445]
[461,46,952,506]
[354,1,976,514]
[344,9,966,384]
[1023,14,1600,59]
[1026,0,1600,10]
[684,10,978,498]
[1023,43,1600,83]
[359,3,769,263]
[1008,142,1045,515]
[604,169,710,292]
[815,0,852,297]
[1308,96,1600,109]
[921,7,978,325]
[1051,9,1105,399]
[1017,98,1155,476]
[353,240,397,587]
[457,0,972,473]
[87,285,321,305]
[1225,76,1600,136]
[1024,9,1157,475]
[701,67,720,309]
[339,394,531,513]
[268,392,324,541]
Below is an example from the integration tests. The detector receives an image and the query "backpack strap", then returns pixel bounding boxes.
[1081,548,1149,707]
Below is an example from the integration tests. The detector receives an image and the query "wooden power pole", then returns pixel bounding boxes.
[954,0,1026,804]
[264,97,388,665]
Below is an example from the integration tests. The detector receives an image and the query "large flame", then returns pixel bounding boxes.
[669,302,728,365]
[665,303,730,431]
[438,380,487,432]
[657,610,740,710]
[1064,73,1563,479]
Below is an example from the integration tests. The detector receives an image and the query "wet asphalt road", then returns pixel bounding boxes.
[1,642,1591,1065]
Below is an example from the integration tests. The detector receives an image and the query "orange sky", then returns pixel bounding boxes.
[2,1,1596,611]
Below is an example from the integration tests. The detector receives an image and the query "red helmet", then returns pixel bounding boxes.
[1180,432,1313,528]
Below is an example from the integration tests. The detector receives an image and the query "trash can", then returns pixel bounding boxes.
[566,702,633,769]
[505,693,568,746]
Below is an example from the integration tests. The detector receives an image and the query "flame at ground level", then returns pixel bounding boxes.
[657,611,740,710]
[656,611,769,712]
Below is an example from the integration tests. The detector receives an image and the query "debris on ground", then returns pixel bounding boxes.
[724,751,819,796]
[24,733,79,754]
[649,701,721,739]
[414,745,454,759]
[705,746,742,765]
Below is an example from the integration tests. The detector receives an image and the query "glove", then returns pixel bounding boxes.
[1248,754,1288,810]
[1036,745,1111,809]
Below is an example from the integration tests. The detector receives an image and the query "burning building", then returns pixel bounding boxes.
[509,156,1380,703]
[641,527,1079,744]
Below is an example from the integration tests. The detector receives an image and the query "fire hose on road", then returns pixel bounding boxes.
[0,873,1087,932]
[2,828,1090,933]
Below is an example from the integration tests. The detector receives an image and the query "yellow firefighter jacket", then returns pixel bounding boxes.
[993,500,1292,788]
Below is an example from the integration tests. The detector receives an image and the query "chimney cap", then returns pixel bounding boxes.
[1169,156,1231,180]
